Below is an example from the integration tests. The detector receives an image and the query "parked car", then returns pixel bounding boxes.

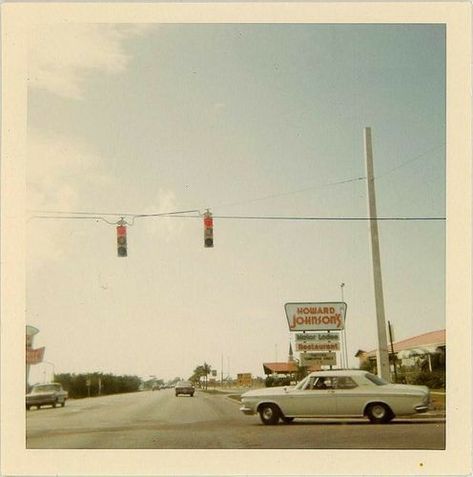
[26,383,68,410]
[175,380,195,397]
[240,370,431,425]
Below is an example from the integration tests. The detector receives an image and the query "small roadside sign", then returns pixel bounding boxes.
[237,373,252,386]
[300,352,337,366]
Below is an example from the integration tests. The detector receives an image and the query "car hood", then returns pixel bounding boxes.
[241,386,294,398]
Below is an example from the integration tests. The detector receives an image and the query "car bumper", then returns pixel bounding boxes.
[240,406,256,415]
[414,404,430,413]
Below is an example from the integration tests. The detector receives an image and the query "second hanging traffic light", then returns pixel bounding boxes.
[203,211,213,248]
[117,225,127,257]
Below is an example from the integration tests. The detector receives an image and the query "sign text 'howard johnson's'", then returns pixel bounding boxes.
[285,302,347,331]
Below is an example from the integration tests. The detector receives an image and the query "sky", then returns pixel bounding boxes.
[25,23,445,383]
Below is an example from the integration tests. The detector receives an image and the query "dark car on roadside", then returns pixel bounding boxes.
[26,383,68,410]
[175,380,195,397]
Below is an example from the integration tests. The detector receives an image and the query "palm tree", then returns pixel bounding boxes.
[191,363,212,389]
[202,362,211,390]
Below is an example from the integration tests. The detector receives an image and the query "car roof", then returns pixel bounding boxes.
[307,370,369,378]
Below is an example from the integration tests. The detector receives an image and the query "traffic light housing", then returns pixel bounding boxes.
[117,225,127,257]
[203,212,213,248]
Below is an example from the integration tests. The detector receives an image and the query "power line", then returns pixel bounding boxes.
[210,215,445,221]
[29,213,445,222]
[28,208,201,218]
[212,143,444,209]
[376,143,445,179]
[215,176,366,209]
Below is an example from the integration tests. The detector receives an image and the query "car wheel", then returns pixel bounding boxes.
[61,401,65,407]
[366,403,393,423]
[53,401,57,408]
[26,405,30,411]
[281,416,294,424]
[37,405,41,410]
[258,404,280,425]
[175,393,178,397]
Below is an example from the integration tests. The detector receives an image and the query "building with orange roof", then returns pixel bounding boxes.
[356,329,445,373]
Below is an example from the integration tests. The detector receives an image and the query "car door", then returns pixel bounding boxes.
[332,376,364,415]
[283,377,337,417]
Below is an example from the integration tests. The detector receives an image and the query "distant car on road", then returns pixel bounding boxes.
[175,380,195,397]
[240,370,431,425]
[26,383,68,410]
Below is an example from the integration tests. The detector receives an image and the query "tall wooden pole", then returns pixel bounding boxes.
[364,127,391,381]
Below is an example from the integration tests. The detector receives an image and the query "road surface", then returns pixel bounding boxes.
[26,388,445,449]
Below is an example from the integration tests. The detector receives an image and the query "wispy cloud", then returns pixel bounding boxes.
[140,190,186,241]
[28,24,152,99]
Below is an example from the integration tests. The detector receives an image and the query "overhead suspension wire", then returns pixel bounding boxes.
[376,143,445,180]
[28,145,446,226]
[27,215,118,225]
[208,215,445,221]
[28,209,202,226]
[29,212,446,222]
[28,140,445,224]
[211,142,445,209]
[215,176,366,209]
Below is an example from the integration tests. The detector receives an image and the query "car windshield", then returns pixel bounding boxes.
[177,381,191,386]
[32,385,59,393]
[295,377,310,390]
[365,373,389,385]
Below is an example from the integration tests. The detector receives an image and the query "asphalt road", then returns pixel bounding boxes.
[26,389,445,449]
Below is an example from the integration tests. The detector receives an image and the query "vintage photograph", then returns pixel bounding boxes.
[24,21,446,449]
[1,2,471,476]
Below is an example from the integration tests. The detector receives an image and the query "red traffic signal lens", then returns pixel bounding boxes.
[117,225,128,257]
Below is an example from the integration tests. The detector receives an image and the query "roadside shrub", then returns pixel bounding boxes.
[359,360,376,374]
[410,370,445,389]
[265,376,291,387]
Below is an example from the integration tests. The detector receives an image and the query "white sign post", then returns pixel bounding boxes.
[285,302,347,331]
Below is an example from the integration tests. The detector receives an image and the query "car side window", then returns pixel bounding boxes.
[310,377,333,390]
[334,377,358,389]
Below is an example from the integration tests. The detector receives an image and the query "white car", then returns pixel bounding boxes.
[240,370,431,425]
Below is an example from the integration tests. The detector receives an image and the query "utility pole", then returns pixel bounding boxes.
[340,283,349,369]
[388,321,398,382]
[221,353,224,388]
[364,127,391,381]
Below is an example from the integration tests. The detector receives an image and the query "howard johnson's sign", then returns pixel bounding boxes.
[285,302,347,331]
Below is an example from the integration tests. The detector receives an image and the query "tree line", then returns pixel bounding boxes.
[54,372,141,398]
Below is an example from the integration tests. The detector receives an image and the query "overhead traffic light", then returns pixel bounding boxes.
[117,225,127,257]
[203,211,213,248]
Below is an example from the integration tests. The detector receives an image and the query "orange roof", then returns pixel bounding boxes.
[263,362,320,374]
[263,362,298,374]
[364,329,445,357]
